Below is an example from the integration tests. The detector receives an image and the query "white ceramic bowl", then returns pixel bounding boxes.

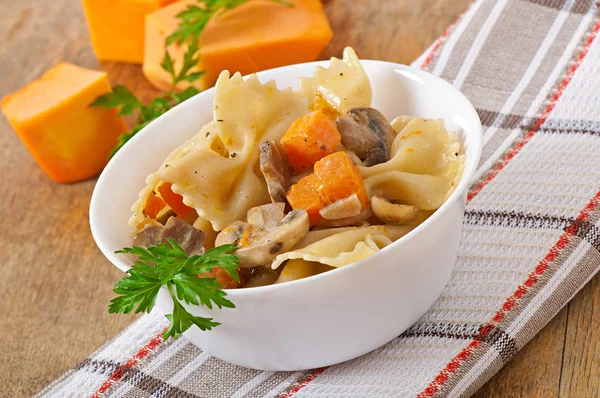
[90,60,482,371]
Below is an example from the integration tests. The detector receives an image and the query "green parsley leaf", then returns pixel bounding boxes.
[110,240,240,340]
[108,271,162,314]
[91,85,200,159]
[163,36,205,90]
[90,85,142,117]
[166,4,211,46]
[164,294,220,339]
[183,244,241,282]
[172,273,234,309]
[172,87,202,104]
[160,50,177,82]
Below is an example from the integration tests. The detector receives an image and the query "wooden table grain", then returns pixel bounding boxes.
[1,1,599,397]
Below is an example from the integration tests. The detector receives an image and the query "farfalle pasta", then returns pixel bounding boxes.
[128,47,465,288]
[299,47,372,112]
[361,117,465,210]
[271,225,414,269]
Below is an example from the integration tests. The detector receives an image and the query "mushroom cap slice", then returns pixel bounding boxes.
[247,202,285,229]
[371,195,419,225]
[215,220,248,247]
[319,193,363,220]
[236,209,310,268]
[259,141,290,203]
[216,203,286,248]
[318,208,373,227]
[336,107,396,166]
[243,267,281,288]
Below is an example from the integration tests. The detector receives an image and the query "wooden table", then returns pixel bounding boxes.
[2,0,599,396]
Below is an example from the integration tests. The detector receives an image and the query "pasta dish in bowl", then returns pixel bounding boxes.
[90,47,482,370]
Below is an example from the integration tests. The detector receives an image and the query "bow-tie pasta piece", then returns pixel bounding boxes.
[300,47,372,113]
[271,225,415,269]
[130,71,308,231]
[360,117,465,210]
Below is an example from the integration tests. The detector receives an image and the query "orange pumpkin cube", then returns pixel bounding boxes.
[1,63,128,183]
[280,111,341,172]
[286,174,324,226]
[314,152,369,209]
[82,0,177,64]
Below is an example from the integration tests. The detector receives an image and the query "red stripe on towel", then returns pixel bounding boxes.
[90,332,164,397]
[421,19,460,70]
[417,188,600,398]
[467,19,600,204]
[281,368,328,398]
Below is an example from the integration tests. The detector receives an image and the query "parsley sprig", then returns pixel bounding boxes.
[161,37,205,91]
[110,240,240,339]
[92,0,290,158]
[91,86,199,158]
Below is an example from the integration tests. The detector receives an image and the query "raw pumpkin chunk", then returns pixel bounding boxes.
[144,0,333,91]
[280,111,341,172]
[82,0,177,64]
[314,152,369,208]
[286,173,324,226]
[1,63,128,183]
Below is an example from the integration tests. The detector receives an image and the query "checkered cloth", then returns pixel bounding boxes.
[39,0,600,396]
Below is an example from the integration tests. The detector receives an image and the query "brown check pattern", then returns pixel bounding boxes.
[38,0,600,396]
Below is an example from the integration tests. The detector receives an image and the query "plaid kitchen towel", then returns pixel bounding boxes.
[38,0,600,396]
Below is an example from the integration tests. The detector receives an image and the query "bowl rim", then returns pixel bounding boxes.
[90,59,483,298]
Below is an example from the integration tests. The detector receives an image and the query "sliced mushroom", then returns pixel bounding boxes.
[319,208,373,227]
[216,203,285,247]
[214,220,248,247]
[242,267,281,288]
[236,210,310,267]
[336,107,396,166]
[132,216,206,255]
[247,202,285,229]
[259,141,290,203]
[319,193,363,220]
[215,204,310,268]
[371,195,419,225]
